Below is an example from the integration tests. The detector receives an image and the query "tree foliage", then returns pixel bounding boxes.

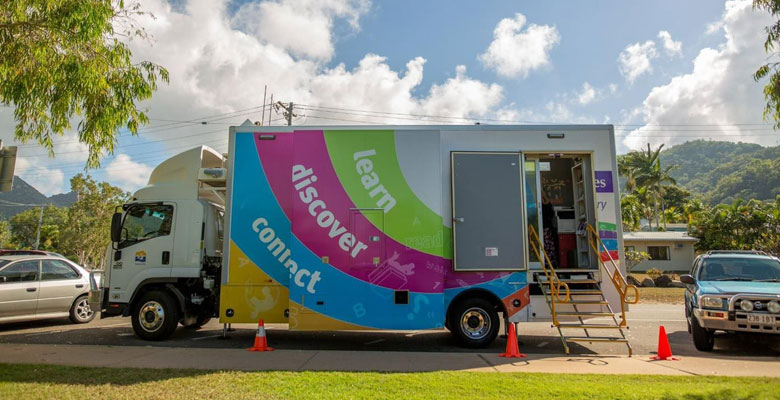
[690,196,780,255]
[754,0,780,129]
[9,205,67,250]
[0,0,168,167]
[60,174,127,267]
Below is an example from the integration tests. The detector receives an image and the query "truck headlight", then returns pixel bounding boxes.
[739,299,754,312]
[701,296,725,309]
[767,300,780,314]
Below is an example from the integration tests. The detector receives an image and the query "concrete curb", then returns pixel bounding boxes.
[1,343,780,376]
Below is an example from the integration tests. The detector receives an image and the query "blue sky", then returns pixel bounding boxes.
[1,0,777,196]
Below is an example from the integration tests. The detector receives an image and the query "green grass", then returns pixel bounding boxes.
[1,363,779,400]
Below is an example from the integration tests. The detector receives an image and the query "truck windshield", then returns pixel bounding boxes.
[119,204,174,249]
[698,257,780,282]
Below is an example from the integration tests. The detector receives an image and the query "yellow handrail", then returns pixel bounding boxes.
[528,225,570,326]
[584,224,639,327]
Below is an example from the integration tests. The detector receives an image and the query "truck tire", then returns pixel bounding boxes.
[184,315,212,330]
[448,298,500,348]
[132,290,180,341]
[69,295,96,324]
[691,316,715,352]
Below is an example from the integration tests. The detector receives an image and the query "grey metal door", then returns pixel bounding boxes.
[451,152,526,270]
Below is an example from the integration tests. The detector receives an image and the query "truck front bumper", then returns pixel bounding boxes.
[694,309,780,334]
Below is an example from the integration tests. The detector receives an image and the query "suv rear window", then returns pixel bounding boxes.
[698,257,780,281]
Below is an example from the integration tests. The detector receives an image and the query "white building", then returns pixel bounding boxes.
[623,231,699,273]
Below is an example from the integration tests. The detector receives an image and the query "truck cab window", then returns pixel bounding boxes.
[119,205,174,249]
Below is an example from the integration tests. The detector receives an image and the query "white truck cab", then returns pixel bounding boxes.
[90,146,226,340]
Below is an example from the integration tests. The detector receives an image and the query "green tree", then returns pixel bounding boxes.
[625,250,651,275]
[0,220,12,248]
[9,205,67,250]
[60,174,127,268]
[0,0,168,167]
[620,194,644,231]
[690,197,780,254]
[754,0,780,129]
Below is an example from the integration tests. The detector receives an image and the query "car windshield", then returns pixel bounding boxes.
[698,257,780,282]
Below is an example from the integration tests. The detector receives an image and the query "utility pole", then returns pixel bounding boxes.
[275,101,296,126]
[34,206,44,250]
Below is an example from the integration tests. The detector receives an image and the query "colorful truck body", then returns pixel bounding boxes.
[92,124,625,347]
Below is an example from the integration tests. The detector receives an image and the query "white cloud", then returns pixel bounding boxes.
[577,82,597,105]
[657,30,682,56]
[478,13,560,78]
[608,83,619,94]
[706,20,725,35]
[623,0,776,150]
[104,154,154,191]
[13,157,66,197]
[618,40,658,83]
[231,0,369,60]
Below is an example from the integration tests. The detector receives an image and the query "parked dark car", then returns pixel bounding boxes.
[681,251,780,351]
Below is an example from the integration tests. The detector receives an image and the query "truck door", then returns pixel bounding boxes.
[108,203,176,304]
[451,152,527,270]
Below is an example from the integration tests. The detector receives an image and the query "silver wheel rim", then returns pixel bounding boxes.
[460,307,491,339]
[75,298,94,321]
[139,301,165,332]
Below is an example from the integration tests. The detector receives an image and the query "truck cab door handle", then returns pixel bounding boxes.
[162,251,170,265]
[26,287,37,292]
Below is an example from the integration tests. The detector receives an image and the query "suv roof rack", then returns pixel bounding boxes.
[706,250,768,256]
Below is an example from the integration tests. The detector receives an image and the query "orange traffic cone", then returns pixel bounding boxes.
[248,319,274,352]
[650,325,678,360]
[499,322,526,358]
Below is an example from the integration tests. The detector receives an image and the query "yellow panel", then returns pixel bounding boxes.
[225,241,276,285]
[288,301,373,331]
[219,284,289,324]
[219,241,288,324]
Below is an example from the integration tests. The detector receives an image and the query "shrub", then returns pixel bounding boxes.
[646,268,664,280]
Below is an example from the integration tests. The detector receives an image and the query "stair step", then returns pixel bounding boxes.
[546,289,603,295]
[539,279,598,284]
[555,312,614,317]
[557,323,624,329]
[565,336,629,343]
[559,300,610,305]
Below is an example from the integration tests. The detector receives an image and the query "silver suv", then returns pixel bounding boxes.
[0,255,96,324]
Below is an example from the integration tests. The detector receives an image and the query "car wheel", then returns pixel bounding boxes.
[691,315,715,352]
[69,295,96,324]
[131,290,180,341]
[448,298,500,348]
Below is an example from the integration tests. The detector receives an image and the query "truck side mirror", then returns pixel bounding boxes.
[680,274,696,285]
[110,212,122,243]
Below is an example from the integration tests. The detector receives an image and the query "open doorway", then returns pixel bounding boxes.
[525,154,596,270]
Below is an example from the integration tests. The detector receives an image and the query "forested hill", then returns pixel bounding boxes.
[0,177,77,219]
[659,140,780,204]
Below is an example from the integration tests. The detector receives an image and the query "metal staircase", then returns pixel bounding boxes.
[528,225,638,356]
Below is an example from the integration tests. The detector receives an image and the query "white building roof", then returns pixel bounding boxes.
[623,231,699,243]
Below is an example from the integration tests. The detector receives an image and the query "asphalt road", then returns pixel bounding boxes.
[1,304,779,357]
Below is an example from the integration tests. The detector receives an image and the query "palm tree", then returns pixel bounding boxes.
[635,158,678,230]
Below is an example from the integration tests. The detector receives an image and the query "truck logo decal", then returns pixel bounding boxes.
[134,251,146,264]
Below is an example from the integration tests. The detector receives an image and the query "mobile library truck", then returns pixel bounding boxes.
[91,124,637,353]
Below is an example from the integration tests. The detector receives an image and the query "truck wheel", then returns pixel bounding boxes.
[448,298,500,348]
[69,295,96,324]
[184,315,212,330]
[132,290,180,341]
[691,316,715,352]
